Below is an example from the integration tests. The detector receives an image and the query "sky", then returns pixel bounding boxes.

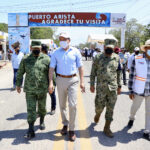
[0,0,150,45]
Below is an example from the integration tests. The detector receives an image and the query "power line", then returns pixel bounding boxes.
[0,0,105,9]
[0,0,132,12]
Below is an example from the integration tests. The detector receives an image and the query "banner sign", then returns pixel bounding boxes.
[8,13,28,27]
[110,13,126,28]
[8,27,30,54]
[28,12,111,27]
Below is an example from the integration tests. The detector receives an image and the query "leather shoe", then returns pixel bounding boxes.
[69,131,76,141]
[61,125,68,135]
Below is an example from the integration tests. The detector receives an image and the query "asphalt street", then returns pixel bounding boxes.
[0,59,150,150]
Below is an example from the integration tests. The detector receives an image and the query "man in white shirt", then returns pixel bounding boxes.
[11,42,24,90]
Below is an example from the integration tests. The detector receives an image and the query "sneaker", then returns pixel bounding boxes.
[61,125,68,135]
[127,120,134,128]
[143,133,150,141]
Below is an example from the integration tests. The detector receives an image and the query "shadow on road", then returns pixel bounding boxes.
[0,88,12,91]
[0,122,144,146]
[78,123,143,147]
[0,128,69,145]
[84,75,90,78]
[0,125,39,145]
[7,113,27,120]
[120,91,129,95]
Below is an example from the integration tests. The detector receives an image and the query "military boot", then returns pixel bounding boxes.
[94,113,100,124]
[24,123,35,139]
[103,120,114,138]
[39,116,45,130]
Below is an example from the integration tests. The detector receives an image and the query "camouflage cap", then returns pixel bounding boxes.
[12,41,20,49]
[31,41,41,49]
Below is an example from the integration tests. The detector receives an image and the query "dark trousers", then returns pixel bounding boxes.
[49,89,56,110]
[13,68,23,86]
[122,64,126,85]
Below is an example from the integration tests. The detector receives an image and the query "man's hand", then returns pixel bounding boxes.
[129,94,134,100]
[49,83,54,94]
[80,83,85,93]
[117,87,121,95]
[90,86,95,93]
[16,86,21,93]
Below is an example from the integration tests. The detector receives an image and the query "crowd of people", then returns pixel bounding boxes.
[8,32,150,142]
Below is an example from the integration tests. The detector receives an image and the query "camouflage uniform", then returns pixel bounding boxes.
[90,53,121,121]
[16,53,50,124]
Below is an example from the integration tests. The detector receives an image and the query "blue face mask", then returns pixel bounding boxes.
[147,50,150,56]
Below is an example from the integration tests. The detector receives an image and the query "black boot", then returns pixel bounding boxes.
[40,116,45,130]
[127,120,134,128]
[24,123,35,139]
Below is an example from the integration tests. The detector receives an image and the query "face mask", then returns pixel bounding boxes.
[60,41,69,49]
[32,49,40,56]
[135,51,139,55]
[147,50,150,56]
[105,48,113,55]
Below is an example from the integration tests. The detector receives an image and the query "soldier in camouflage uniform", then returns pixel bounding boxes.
[90,45,122,138]
[16,41,50,139]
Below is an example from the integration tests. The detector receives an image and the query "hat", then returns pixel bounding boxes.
[134,47,140,51]
[31,41,41,49]
[114,47,121,53]
[12,41,20,49]
[59,32,70,39]
[105,45,114,49]
[141,39,150,51]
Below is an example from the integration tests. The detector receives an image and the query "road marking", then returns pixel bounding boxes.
[67,141,74,150]
[52,116,65,150]
[77,88,93,150]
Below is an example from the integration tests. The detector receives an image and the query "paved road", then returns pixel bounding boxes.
[0,60,150,150]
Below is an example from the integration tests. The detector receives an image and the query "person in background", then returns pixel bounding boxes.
[114,47,121,55]
[41,44,57,115]
[127,47,140,72]
[87,49,92,60]
[84,48,88,61]
[11,42,24,90]
[119,48,128,85]
[128,39,150,141]
[92,48,101,59]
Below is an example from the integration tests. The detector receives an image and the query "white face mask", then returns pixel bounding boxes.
[60,41,69,49]
[147,50,150,56]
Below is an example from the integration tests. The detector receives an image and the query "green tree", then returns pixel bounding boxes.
[109,18,145,52]
[30,27,54,39]
[143,24,150,42]
[0,23,8,33]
